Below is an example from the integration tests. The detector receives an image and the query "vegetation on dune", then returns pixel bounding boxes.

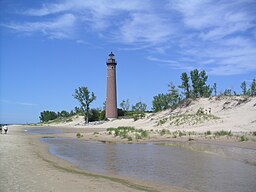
[157,107,220,127]
[39,68,255,127]
[106,127,150,141]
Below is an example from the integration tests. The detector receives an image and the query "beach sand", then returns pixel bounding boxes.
[1,96,255,191]
[0,126,190,192]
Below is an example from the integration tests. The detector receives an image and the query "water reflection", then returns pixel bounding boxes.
[42,138,256,192]
[27,128,64,135]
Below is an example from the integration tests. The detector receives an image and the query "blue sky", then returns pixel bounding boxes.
[0,0,256,124]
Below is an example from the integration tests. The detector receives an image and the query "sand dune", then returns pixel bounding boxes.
[51,96,256,133]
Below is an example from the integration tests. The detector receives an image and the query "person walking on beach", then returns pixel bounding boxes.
[3,124,8,134]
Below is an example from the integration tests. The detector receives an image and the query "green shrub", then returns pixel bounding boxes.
[135,133,142,140]
[133,114,140,121]
[159,129,170,136]
[127,136,133,141]
[240,135,248,142]
[141,130,149,138]
[214,130,232,137]
[158,118,168,126]
[66,118,73,122]
[205,130,211,135]
[76,133,83,138]
[178,131,186,137]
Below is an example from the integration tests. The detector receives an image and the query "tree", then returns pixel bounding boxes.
[223,89,233,96]
[152,93,171,112]
[39,111,57,122]
[73,86,96,123]
[190,69,212,98]
[120,99,130,112]
[179,72,191,98]
[190,69,200,98]
[168,82,180,106]
[241,81,247,95]
[250,78,256,96]
[74,107,83,115]
[89,108,100,122]
[213,83,217,96]
[59,110,69,118]
[132,102,147,116]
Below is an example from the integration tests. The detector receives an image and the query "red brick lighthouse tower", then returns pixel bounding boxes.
[106,52,118,119]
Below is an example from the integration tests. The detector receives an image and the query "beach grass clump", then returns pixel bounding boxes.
[127,136,133,141]
[140,130,149,138]
[135,133,142,140]
[157,118,168,126]
[205,130,212,136]
[66,118,73,122]
[107,127,150,140]
[214,130,232,137]
[169,108,220,126]
[76,132,83,138]
[159,129,171,136]
[240,135,248,142]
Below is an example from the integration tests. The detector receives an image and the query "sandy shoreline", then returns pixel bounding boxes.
[0,125,193,192]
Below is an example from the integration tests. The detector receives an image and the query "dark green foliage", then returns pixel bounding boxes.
[250,78,256,96]
[179,69,212,99]
[152,83,180,112]
[152,93,172,112]
[89,109,100,122]
[240,135,248,142]
[58,110,70,118]
[213,83,217,96]
[190,69,212,98]
[39,111,58,122]
[99,109,106,121]
[241,81,248,95]
[73,86,96,123]
[168,82,180,109]
[205,130,212,135]
[74,107,83,115]
[190,69,200,98]
[179,72,190,98]
[214,130,232,137]
[76,133,83,138]
[118,108,125,116]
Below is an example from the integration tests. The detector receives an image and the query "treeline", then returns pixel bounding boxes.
[39,105,148,123]
[151,69,256,112]
[39,69,255,123]
[39,107,105,123]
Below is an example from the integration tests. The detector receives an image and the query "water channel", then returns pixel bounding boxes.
[41,137,256,192]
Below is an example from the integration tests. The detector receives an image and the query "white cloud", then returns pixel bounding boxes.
[24,0,149,17]
[4,14,76,39]
[2,0,256,76]
[1,99,37,106]
[117,13,173,45]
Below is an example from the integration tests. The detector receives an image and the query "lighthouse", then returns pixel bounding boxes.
[106,52,118,119]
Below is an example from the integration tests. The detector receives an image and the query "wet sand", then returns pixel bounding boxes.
[0,125,191,192]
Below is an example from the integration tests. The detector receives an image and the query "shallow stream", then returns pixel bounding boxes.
[41,137,256,192]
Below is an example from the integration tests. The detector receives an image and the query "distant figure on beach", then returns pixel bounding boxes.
[3,125,8,134]
[0,125,2,134]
